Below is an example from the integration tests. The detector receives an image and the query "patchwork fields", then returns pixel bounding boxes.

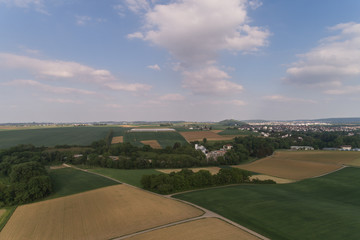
[175,167,360,240]
[157,166,221,175]
[235,151,360,180]
[124,131,188,148]
[179,131,238,142]
[0,185,203,240]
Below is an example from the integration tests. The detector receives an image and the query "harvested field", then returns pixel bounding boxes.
[128,218,259,240]
[210,130,223,133]
[235,151,345,180]
[157,167,221,175]
[270,150,360,166]
[179,131,237,142]
[140,140,162,149]
[111,136,124,144]
[0,185,203,240]
[250,175,294,184]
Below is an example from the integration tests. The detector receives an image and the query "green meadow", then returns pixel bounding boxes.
[175,167,360,240]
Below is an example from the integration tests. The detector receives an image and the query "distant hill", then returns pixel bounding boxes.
[313,118,360,124]
[218,119,248,126]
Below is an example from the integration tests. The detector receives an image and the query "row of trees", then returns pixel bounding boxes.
[141,168,274,194]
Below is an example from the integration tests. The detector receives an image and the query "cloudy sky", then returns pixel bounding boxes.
[1,0,360,123]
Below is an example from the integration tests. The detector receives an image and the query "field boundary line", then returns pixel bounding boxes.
[65,164,269,240]
[311,165,348,179]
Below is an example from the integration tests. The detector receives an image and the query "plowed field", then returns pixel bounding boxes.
[0,185,203,240]
[179,131,237,142]
[111,136,124,144]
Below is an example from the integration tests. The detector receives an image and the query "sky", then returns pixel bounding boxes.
[0,0,360,123]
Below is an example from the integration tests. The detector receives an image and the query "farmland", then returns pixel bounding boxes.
[234,150,359,180]
[0,126,127,149]
[46,167,119,199]
[0,185,203,240]
[140,140,162,149]
[84,167,161,187]
[128,218,259,240]
[179,131,238,142]
[175,167,360,240]
[124,131,188,148]
[111,136,124,144]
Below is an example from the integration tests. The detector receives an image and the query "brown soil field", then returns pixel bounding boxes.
[140,140,162,149]
[0,185,203,240]
[179,131,237,142]
[157,167,221,175]
[249,175,295,184]
[128,218,260,240]
[210,130,223,133]
[119,125,138,128]
[111,136,124,144]
[271,150,360,166]
[234,151,350,180]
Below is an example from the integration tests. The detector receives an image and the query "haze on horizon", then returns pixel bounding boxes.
[1,0,360,123]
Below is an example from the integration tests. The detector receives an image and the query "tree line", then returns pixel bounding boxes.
[141,168,275,194]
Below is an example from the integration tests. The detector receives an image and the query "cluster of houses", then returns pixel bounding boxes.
[291,145,360,151]
[195,144,233,160]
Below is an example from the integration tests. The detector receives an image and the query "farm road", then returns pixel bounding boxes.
[64,164,269,240]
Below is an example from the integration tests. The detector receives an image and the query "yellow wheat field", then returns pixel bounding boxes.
[128,218,260,240]
[0,185,203,240]
[140,140,162,149]
[235,151,350,180]
[157,167,221,175]
[111,136,124,144]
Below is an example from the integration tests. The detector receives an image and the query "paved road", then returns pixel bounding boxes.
[64,164,270,240]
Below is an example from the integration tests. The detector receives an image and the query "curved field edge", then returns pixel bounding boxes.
[125,217,260,240]
[174,167,360,240]
[0,185,203,240]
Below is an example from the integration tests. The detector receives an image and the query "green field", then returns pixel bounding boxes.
[124,131,188,148]
[86,167,161,187]
[46,167,119,199]
[0,126,127,149]
[175,167,360,240]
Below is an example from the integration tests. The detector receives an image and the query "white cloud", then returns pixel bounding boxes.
[284,22,360,87]
[0,53,115,83]
[182,66,243,95]
[263,95,316,104]
[248,0,262,9]
[132,0,269,65]
[4,79,96,95]
[76,16,92,26]
[127,32,144,39]
[231,100,247,106]
[0,0,48,14]
[125,0,151,13]
[147,64,161,71]
[42,98,83,104]
[159,93,184,101]
[105,82,152,92]
[324,85,360,95]
[128,0,268,95]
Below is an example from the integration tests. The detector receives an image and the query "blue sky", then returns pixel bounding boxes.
[1,0,360,123]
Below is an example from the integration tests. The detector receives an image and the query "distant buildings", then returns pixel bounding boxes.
[290,146,314,151]
[195,144,233,160]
